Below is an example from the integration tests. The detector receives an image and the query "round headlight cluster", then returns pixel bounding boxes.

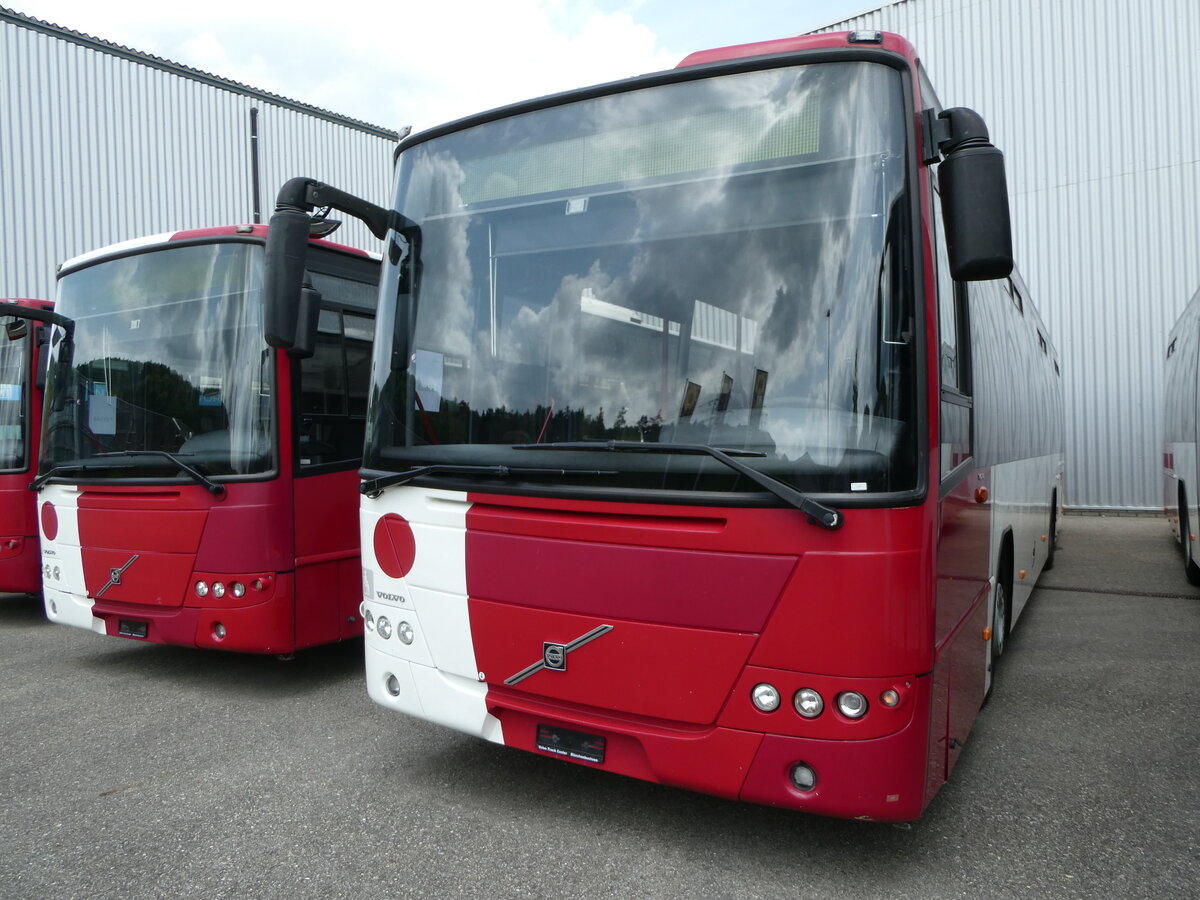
[376,616,393,640]
[751,685,889,721]
[42,564,62,582]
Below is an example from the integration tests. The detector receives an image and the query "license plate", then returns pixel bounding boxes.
[536,723,606,765]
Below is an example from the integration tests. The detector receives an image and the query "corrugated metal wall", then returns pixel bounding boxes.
[815,0,1200,510]
[0,10,398,302]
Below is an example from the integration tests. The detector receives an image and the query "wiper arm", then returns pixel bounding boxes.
[360,463,617,498]
[92,450,226,497]
[515,440,844,530]
[30,464,91,492]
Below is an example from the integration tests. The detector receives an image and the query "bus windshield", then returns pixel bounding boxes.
[43,242,273,478]
[366,60,918,496]
[0,324,28,472]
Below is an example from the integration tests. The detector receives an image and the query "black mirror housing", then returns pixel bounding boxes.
[932,107,1014,282]
[288,283,322,359]
[263,207,313,349]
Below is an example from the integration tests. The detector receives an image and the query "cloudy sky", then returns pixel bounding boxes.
[10,1,880,134]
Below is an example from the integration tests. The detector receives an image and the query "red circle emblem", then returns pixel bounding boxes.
[40,502,59,541]
[373,513,416,579]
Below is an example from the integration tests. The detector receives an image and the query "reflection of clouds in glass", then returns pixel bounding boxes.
[410,151,476,361]
[384,60,912,485]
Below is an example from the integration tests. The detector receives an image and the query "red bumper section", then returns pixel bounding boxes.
[89,573,295,654]
[487,674,932,822]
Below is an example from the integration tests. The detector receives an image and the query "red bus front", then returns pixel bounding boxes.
[38,227,378,653]
[0,299,52,594]
[352,32,1014,820]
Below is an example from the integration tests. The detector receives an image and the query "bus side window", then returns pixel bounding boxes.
[933,184,972,479]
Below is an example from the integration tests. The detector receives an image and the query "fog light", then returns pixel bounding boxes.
[751,683,781,712]
[837,691,868,719]
[385,673,401,696]
[195,581,209,597]
[213,622,226,640]
[793,688,824,718]
[212,582,226,599]
[364,609,375,631]
[880,689,901,708]
[397,621,414,645]
[377,616,392,640]
[790,762,818,791]
[48,598,57,616]
[231,582,246,598]
[252,578,265,591]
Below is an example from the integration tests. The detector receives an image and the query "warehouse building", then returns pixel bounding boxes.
[815,0,1200,510]
[0,7,399,302]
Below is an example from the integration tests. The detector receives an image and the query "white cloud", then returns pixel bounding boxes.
[11,0,682,133]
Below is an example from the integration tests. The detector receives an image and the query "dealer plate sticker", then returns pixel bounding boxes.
[536,724,606,764]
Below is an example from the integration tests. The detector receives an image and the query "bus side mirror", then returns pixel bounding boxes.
[264,206,313,350]
[5,318,28,341]
[932,107,1014,282]
[35,332,50,391]
[288,282,322,359]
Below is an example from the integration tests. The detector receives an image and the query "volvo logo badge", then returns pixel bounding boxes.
[543,643,567,670]
[505,625,613,685]
[96,554,139,598]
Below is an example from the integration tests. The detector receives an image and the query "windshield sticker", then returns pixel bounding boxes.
[89,383,117,434]
[414,350,444,414]
[0,383,20,402]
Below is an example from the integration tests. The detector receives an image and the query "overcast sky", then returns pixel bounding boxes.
[10,1,880,134]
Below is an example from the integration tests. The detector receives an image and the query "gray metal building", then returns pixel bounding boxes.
[1,7,399,303]
[816,0,1200,511]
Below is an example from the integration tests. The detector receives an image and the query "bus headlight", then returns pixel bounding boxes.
[397,621,414,645]
[195,581,209,598]
[751,683,781,712]
[837,691,868,719]
[364,609,375,632]
[376,616,392,640]
[793,688,824,718]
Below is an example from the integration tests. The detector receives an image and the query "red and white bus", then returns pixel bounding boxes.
[1163,286,1200,583]
[0,299,56,595]
[270,31,1064,820]
[36,224,380,653]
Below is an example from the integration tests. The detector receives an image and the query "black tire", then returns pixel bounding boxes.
[1180,487,1200,586]
[1044,501,1057,571]
[990,578,1009,662]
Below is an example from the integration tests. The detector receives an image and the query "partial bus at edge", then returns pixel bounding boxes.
[1164,285,1200,584]
[269,31,1065,820]
[36,225,379,653]
[0,299,54,595]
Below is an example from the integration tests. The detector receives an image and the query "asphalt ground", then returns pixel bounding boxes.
[1,514,1197,899]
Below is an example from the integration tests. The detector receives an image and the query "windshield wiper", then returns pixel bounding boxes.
[515,440,844,530]
[360,463,617,498]
[91,450,226,497]
[30,463,92,493]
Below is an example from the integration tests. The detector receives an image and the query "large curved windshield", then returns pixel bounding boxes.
[366,61,918,497]
[0,324,29,472]
[43,242,273,479]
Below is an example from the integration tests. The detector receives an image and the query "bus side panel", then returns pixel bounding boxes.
[0,480,40,593]
[294,468,364,647]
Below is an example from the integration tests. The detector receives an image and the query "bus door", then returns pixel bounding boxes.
[292,255,378,647]
[931,194,990,784]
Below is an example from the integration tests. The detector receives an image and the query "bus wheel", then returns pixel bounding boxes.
[1044,501,1057,570]
[991,579,1009,661]
[1180,488,1200,586]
